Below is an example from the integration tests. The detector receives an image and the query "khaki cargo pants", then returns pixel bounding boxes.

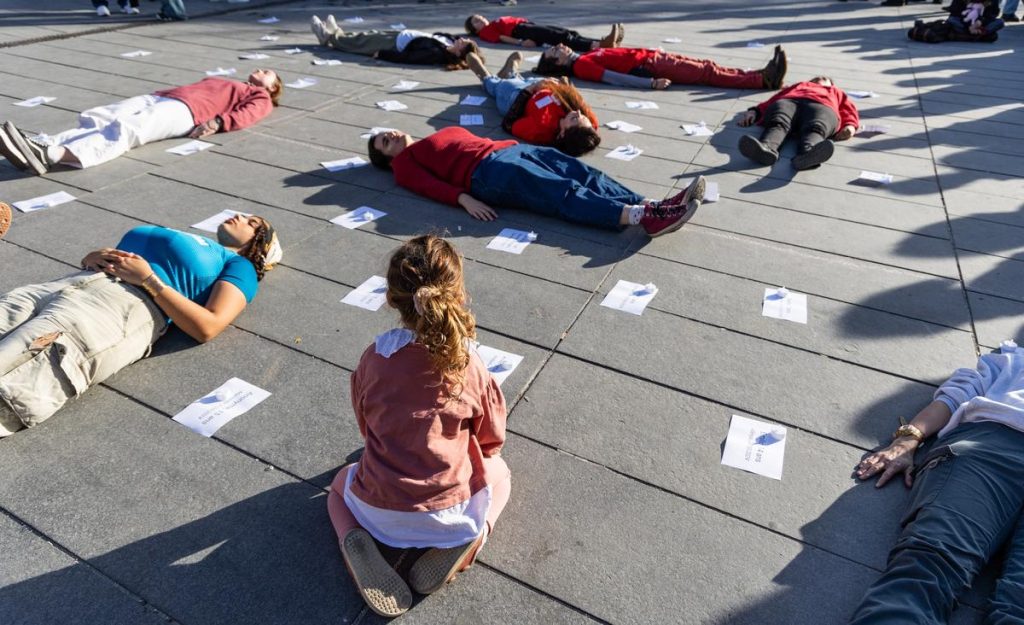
[0,271,167,436]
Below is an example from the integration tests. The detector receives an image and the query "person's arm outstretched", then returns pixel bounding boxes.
[82,249,247,343]
[601,69,670,90]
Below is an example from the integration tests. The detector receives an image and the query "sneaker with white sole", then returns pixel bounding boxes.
[325,14,340,34]
[96,5,111,16]
[341,529,412,617]
[657,175,706,212]
[4,122,47,175]
[311,16,331,46]
[0,125,29,171]
[125,6,140,14]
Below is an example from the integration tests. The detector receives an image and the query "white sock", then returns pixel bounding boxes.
[627,204,645,225]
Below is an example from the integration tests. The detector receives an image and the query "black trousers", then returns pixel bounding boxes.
[511,23,598,52]
[760,98,839,154]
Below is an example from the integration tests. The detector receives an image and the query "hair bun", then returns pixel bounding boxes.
[413,285,441,316]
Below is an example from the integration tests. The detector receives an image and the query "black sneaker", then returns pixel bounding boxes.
[4,122,47,175]
[761,45,787,90]
[1004,13,1020,22]
[0,124,29,170]
[792,139,835,171]
[739,134,779,166]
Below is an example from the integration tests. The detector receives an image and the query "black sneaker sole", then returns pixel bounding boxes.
[0,125,29,170]
[792,139,834,171]
[739,134,779,166]
[4,122,46,175]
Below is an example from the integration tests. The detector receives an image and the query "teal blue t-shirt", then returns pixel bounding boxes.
[117,225,258,304]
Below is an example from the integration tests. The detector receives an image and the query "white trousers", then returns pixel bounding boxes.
[46,95,194,168]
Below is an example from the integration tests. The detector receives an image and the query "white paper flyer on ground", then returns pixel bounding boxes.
[486,228,537,255]
[260,35,279,41]
[173,378,271,437]
[391,80,419,91]
[682,122,715,137]
[312,59,343,66]
[360,126,397,139]
[626,101,659,110]
[120,50,152,57]
[704,181,720,203]
[166,140,214,156]
[606,120,642,133]
[847,90,879,99]
[330,206,386,229]
[257,16,279,23]
[761,287,807,324]
[663,37,682,43]
[191,209,250,233]
[460,114,484,126]
[13,96,56,107]
[376,100,408,112]
[721,414,787,480]
[857,170,894,185]
[286,77,317,88]
[341,275,388,311]
[600,280,658,316]
[460,95,487,106]
[606,145,643,161]
[205,67,236,77]
[861,124,891,134]
[13,191,77,213]
[343,16,365,23]
[475,344,524,386]
[747,41,766,48]
[239,52,269,60]
[284,48,304,55]
[321,156,368,172]
[390,23,406,29]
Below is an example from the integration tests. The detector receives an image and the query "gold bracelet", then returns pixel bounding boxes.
[141,273,165,298]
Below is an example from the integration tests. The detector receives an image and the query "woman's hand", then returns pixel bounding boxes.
[98,251,154,286]
[188,117,221,139]
[520,39,537,48]
[458,193,498,221]
[652,78,671,90]
[855,438,919,488]
[81,248,118,271]
[834,124,857,141]
[738,110,757,127]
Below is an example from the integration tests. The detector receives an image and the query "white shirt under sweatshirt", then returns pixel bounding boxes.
[935,347,1024,438]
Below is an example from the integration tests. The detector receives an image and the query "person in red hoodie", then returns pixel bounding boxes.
[328,234,509,617]
[534,43,787,91]
[0,70,282,176]
[464,14,622,52]
[736,76,860,170]
[367,126,706,238]
[465,51,601,156]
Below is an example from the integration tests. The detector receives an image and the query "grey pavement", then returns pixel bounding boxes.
[0,0,1021,623]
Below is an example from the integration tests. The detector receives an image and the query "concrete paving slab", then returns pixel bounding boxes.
[959,250,1024,303]
[0,242,76,293]
[0,512,170,625]
[609,253,973,382]
[558,302,936,448]
[969,292,1024,350]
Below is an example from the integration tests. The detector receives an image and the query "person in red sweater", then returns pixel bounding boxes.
[736,76,860,170]
[465,51,601,156]
[464,14,622,52]
[534,43,787,91]
[0,70,282,175]
[328,234,511,617]
[367,126,706,238]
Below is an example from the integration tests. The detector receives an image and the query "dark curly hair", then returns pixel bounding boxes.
[534,53,571,76]
[239,219,273,281]
[552,126,602,157]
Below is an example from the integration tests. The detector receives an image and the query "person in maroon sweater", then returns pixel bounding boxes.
[737,76,860,170]
[0,70,282,176]
[533,43,787,91]
[367,126,706,238]
[464,14,622,52]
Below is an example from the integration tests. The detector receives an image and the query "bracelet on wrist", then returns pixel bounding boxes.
[141,273,165,298]
[892,418,924,443]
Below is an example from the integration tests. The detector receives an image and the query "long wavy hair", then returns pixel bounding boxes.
[443,37,482,71]
[537,80,601,156]
[386,235,476,398]
[238,217,276,281]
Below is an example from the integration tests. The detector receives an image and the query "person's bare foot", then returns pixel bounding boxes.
[497,51,523,79]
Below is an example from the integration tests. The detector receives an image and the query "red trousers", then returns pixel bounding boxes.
[645,52,765,89]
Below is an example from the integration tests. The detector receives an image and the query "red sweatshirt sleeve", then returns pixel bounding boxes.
[473,373,507,457]
[350,362,367,440]
[572,55,607,83]
[477,22,501,43]
[392,149,467,207]
[836,91,860,130]
[218,88,273,132]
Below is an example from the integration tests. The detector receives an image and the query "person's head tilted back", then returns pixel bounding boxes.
[216,214,282,281]
[386,235,476,398]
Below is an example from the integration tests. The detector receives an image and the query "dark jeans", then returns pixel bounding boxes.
[760,98,839,155]
[469,144,642,230]
[511,23,598,53]
[849,421,1024,624]
[947,15,1006,33]
[93,0,140,6]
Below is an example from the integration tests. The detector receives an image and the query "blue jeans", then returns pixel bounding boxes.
[481,76,541,116]
[1003,0,1019,16]
[947,15,1006,33]
[849,421,1024,624]
[469,144,642,230]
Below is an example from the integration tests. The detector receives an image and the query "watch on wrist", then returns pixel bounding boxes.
[892,422,924,443]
